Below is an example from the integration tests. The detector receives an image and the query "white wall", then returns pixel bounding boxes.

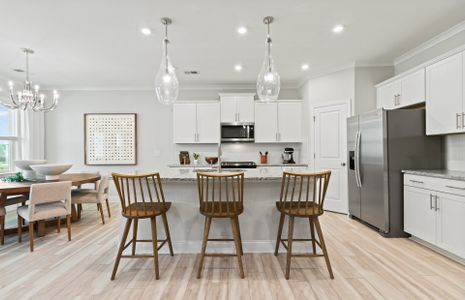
[394,27,465,171]
[44,88,303,175]
[354,66,394,114]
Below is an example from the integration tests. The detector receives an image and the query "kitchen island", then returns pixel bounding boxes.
[128,166,316,253]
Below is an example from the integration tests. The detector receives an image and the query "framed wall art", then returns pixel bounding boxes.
[84,113,137,165]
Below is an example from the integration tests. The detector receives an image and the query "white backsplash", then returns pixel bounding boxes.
[445,133,465,171]
[173,143,302,166]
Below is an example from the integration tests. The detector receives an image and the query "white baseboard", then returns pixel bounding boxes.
[410,236,465,265]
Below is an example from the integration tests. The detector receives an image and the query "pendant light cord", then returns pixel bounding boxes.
[266,21,272,72]
[25,51,30,83]
[164,23,169,73]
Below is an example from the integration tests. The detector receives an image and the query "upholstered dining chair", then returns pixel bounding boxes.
[274,170,333,280]
[17,181,72,252]
[111,172,174,280]
[0,206,5,245]
[72,176,110,224]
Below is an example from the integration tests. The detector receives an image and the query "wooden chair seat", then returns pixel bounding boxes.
[123,202,171,218]
[200,202,243,218]
[275,201,323,217]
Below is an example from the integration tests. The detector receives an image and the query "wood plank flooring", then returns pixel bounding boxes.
[1,203,465,299]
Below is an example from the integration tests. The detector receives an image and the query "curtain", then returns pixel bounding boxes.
[15,109,45,160]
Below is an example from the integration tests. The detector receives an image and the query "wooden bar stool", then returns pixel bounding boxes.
[196,171,245,279]
[274,170,334,280]
[110,172,174,280]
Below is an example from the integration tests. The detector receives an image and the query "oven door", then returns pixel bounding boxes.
[221,123,254,142]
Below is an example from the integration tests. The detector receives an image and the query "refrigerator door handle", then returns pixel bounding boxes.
[354,131,362,188]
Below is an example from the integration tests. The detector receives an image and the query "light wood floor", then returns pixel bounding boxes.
[1,204,465,300]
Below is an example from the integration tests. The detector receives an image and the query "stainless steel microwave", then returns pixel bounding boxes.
[221,123,254,143]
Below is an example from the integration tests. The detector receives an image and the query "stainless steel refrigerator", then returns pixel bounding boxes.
[347,108,443,237]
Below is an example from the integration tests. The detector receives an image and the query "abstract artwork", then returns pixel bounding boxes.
[84,113,137,165]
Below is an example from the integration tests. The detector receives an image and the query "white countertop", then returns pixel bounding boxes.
[167,163,308,168]
[403,170,465,181]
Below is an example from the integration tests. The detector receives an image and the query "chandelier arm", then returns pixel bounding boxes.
[37,95,59,112]
[0,98,19,109]
[9,90,22,107]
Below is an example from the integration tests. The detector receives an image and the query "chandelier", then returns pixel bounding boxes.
[0,48,59,112]
[155,17,179,105]
[256,16,280,102]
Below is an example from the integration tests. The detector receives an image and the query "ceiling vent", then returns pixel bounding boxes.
[184,71,199,75]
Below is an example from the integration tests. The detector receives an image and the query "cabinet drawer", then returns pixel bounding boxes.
[404,174,465,197]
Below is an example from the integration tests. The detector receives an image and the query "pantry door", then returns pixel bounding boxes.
[312,100,350,213]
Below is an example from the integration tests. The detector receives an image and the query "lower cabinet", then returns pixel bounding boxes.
[404,174,465,260]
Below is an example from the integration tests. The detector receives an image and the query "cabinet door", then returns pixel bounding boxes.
[235,96,255,123]
[404,186,436,244]
[254,102,278,143]
[197,103,220,143]
[376,81,400,109]
[436,192,465,258]
[220,98,237,123]
[278,102,302,142]
[400,69,425,107]
[426,52,463,135]
[173,103,197,143]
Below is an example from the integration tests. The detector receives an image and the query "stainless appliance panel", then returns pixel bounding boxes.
[359,109,387,232]
[347,115,361,218]
[221,123,254,143]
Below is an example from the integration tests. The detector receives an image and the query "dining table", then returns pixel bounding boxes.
[0,173,101,237]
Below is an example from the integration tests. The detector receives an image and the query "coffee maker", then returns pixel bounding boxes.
[282,147,295,164]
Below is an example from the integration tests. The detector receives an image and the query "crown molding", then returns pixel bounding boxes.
[297,63,356,88]
[394,20,465,66]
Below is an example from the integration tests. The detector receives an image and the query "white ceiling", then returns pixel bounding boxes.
[1,0,465,90]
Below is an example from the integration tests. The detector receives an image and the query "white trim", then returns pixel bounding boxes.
[410,236,465,266]
[297,63,356,88]
[218,93,256,98]
[377,43,465,88]
[394,20,465,66]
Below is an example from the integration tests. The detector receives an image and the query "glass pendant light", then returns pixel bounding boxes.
[256,16,280,102]
[155,17,179,105]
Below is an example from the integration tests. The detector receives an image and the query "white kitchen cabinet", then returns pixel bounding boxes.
[255,101,302,143]
[377,80,400,109]
[220,94,254,123]
[426,52,464,135]
[400,69,426,107]
[376,69,425,109]
[173,103,197,143]
[404,174,465,260]
[436,191,465,258]
[278,102,302,142]
[404,186,436,245]
[173,102,220,143]
[255,102,278,142]
[196,103,220,143]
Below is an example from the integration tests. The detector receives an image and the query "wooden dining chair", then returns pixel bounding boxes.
[72,176,111,224]
[274,170,333,280]
[17,181,72,252]
[0,206,5,245]
[196,171,245,279]
[111,172,174,280]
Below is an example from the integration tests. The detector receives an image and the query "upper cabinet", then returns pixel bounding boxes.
[426,52,465,135]
[219,94,254,123]
[376,69,425,109]
[255,101,302,143]
[173,102,220,143]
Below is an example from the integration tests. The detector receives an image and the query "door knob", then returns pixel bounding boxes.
[341,162,346,167]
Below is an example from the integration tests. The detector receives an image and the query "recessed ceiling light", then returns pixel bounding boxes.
[141,27,152,35]
[234,64,243,71]
[301,64,309,70]
[237,26,248,35]
[332,24,345,34]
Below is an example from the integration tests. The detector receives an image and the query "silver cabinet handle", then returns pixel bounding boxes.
[462,112,465,129]
[430,194,434,210]
[435,195,439,211]
[457,113,462,129]
[445,185,465,190]
[409,180,424,184]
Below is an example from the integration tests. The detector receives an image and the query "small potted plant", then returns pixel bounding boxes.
[193,153,200,166]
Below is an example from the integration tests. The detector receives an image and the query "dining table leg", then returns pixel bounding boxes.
[37,220,46,237]
[71,204,79,222]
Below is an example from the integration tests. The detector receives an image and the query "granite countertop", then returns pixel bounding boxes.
[403,170,465,181]
[160,166,313,182]
[168,163,308,168]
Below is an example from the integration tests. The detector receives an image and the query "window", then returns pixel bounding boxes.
[0,105,16,173]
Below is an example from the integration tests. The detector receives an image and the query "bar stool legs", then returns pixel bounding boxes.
[111,218,132,280]
[314,218,334,279]
[162,213,174,256]
[274,212,285,256]
[285,216,295,280]
[197,216,212,279]
[231,217,245,278]
[150,217,160,280]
